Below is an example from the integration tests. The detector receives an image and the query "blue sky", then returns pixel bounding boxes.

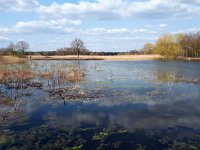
[0,0,200,52]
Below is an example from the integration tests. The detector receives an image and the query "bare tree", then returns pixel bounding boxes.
[15,40,29,55]
[70,38,86,58]
[7,42,15,55]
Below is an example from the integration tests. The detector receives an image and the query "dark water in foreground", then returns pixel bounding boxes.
[0,60,200,150]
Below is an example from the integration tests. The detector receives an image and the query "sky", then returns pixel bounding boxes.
[0,0,200,52]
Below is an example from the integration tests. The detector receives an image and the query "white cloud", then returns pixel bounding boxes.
[128,0,200,18]
[85,27,157,35]
[85,27,129,35]
[107,28,129,34]
[0,19,80,34]
[1,0,199,51]
[38,0,127,20]
[0,0,39,12]
[171,27,200,34]
[16,19,81,27]
[159,23,167,28]
[133,28,147,33]
[0,35,9,42]
[36,0,200,20]
[132,28,157,34]
[187,27,200,32]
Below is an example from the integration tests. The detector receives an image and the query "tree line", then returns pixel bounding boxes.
[0,38,139,57]
[0,40,29,57]
[56,38,139,56]
[1,31,200,59]
[142,31,200,59]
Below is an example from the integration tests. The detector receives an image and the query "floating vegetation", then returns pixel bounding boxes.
[146,89,170,96]
[93,130,110,141]
[64,144,83,150]
[136,144,147,150]
[168,140,199,150]
[151,72,200,84]
[0,136,7,145]
[46,85,87,101]
[0,93,15,106]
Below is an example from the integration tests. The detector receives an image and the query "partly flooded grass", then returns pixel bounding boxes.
[0,60,200,149]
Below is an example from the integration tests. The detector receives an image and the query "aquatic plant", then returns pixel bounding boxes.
[169,140,199,150]
[0,61,86,100]
[0,136,7,145]
[67,65,86,83]
[136,144,147,150]
[64,144,83,150]
[0,63,33,88]
[153,72,200,84]
[93,130,110,141]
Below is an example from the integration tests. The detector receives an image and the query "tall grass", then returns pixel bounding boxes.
[0,61,86,89]
[1,56,26,64]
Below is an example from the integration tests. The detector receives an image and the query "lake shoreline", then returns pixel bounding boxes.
[30,55,200,61]
[30,54,162,61]
[1,55,200,62]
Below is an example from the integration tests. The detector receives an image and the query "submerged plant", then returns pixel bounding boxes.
[93,130,110,141]
[64,144,83,150]
[0,136,7,145]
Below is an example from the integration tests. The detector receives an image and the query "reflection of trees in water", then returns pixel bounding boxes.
[143,70,199,97]
[143,61,199,86]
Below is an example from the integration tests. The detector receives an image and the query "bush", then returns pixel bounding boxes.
[153,34,183,59]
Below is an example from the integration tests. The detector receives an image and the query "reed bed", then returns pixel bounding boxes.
[0,61,87,107]
[0,56,26,64]
[0,61,88,125]
[0,63,85,86]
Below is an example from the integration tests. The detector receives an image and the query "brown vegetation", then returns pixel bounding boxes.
[151,72,199,84]
[30,54,162,61]
[0,56,26,64]
[0,62,85,91]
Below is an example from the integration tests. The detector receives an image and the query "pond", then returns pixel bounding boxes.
[0,60,200,150]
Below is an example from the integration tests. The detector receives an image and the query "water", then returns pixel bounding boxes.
[0,60,200,150]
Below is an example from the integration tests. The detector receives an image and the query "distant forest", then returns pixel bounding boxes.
[1,31,200,58]
[0,38,139,57]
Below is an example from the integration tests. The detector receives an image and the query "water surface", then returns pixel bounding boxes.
[0,60,200,150]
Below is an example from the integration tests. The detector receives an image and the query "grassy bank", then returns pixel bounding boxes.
[0,56,26,64]
[30,54,163,61]
[1,55,200,62]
